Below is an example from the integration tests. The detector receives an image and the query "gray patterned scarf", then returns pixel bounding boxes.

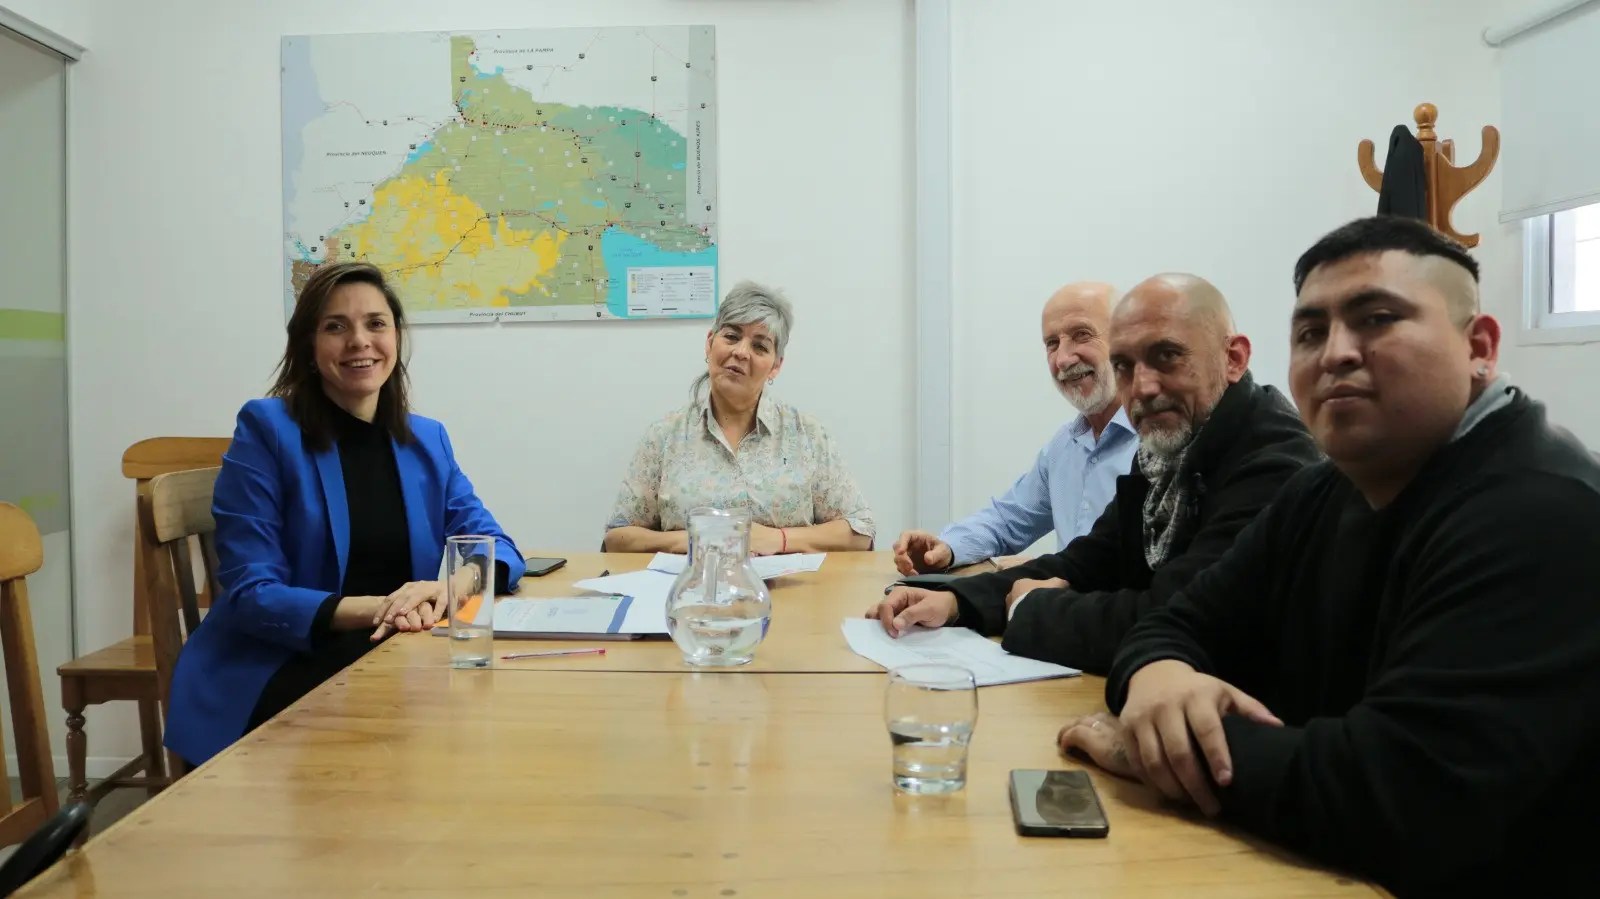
[1139,443,1197,570]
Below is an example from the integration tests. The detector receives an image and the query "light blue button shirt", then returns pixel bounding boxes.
[938,408,1138,566]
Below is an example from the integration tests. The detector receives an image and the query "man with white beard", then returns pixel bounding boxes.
[869,274,1320,673]
[892,282,1138,576]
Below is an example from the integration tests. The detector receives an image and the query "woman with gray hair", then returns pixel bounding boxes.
[604,280,875,555]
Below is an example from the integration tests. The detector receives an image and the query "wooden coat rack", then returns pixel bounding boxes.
[1358,103,1500,247]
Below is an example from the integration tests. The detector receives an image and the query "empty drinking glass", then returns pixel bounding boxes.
[884,664,978,794]
[446,535,495,669]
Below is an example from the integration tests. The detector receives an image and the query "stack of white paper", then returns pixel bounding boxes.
[570,554,826,636]
[430,595,640,638]
[647,552,826,580]
[571,569,675,635]
[839,619,1080,686]
[492,596,631,636]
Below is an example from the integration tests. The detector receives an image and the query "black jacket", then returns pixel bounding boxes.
[1107,392,1600,897]
[933,373,1320,673]
[1378,124,1428,220]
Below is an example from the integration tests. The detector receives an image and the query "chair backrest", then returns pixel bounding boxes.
[123,437,231,632]
[120,437,231,481]
[136,468,222,708]
[0,802,90,896]
[0,504,60,848]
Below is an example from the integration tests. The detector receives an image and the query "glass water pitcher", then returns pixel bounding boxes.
[665,506,772,667]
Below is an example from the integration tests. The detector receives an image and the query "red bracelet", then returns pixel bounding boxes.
[780,528,788,553]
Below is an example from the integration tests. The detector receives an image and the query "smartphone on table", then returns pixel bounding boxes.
[883,572,964,594]
[523,557,567,577]
[1008,769,1110,837]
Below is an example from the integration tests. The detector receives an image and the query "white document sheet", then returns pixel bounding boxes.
[429,595,635,639]
[491,596,631,636]
[839,619,1080,686]
[571,569,675,635]
[647,552,826,580]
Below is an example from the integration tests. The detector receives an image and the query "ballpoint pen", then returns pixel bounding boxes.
[500,647,607,660]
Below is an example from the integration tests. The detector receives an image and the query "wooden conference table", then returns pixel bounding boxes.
[20,553,1376,897]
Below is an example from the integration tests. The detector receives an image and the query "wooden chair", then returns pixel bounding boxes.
[0,503,60,848]
[57,438,228,808]
[136,467,222,780]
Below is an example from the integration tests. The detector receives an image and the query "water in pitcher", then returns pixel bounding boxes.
[666,602,770,667]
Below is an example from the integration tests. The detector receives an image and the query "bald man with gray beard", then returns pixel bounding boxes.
[867,274,1322,673]
[892,282,1138,576]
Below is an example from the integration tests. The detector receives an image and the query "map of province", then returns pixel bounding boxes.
[281,26,718,323]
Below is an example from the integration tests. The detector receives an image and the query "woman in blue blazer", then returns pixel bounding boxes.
[165,262,523,766]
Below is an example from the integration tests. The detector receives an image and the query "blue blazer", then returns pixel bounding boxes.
[165,398,524,764]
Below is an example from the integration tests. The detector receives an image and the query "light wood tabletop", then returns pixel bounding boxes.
[363,551,903,673]
[20,668,1373,897]
[19,550,1377,896]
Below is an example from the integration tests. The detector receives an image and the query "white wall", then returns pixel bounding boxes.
[1501,338,1600,444]
[0,0,91,48]
[66,0,913,761]
[946,0,1530,520]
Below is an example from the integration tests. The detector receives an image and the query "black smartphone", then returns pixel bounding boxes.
[1008,769,1109,838]
[523,557,567,577]
[885,572,963,593]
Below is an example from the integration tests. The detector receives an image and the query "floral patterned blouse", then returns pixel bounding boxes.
[606,392,875,539]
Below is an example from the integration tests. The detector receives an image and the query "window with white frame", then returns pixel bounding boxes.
[1494,0,1600,340]
[1525,202,1600,334]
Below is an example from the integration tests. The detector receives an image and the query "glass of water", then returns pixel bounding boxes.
[884,664,978,794]
[446,535,495,669]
